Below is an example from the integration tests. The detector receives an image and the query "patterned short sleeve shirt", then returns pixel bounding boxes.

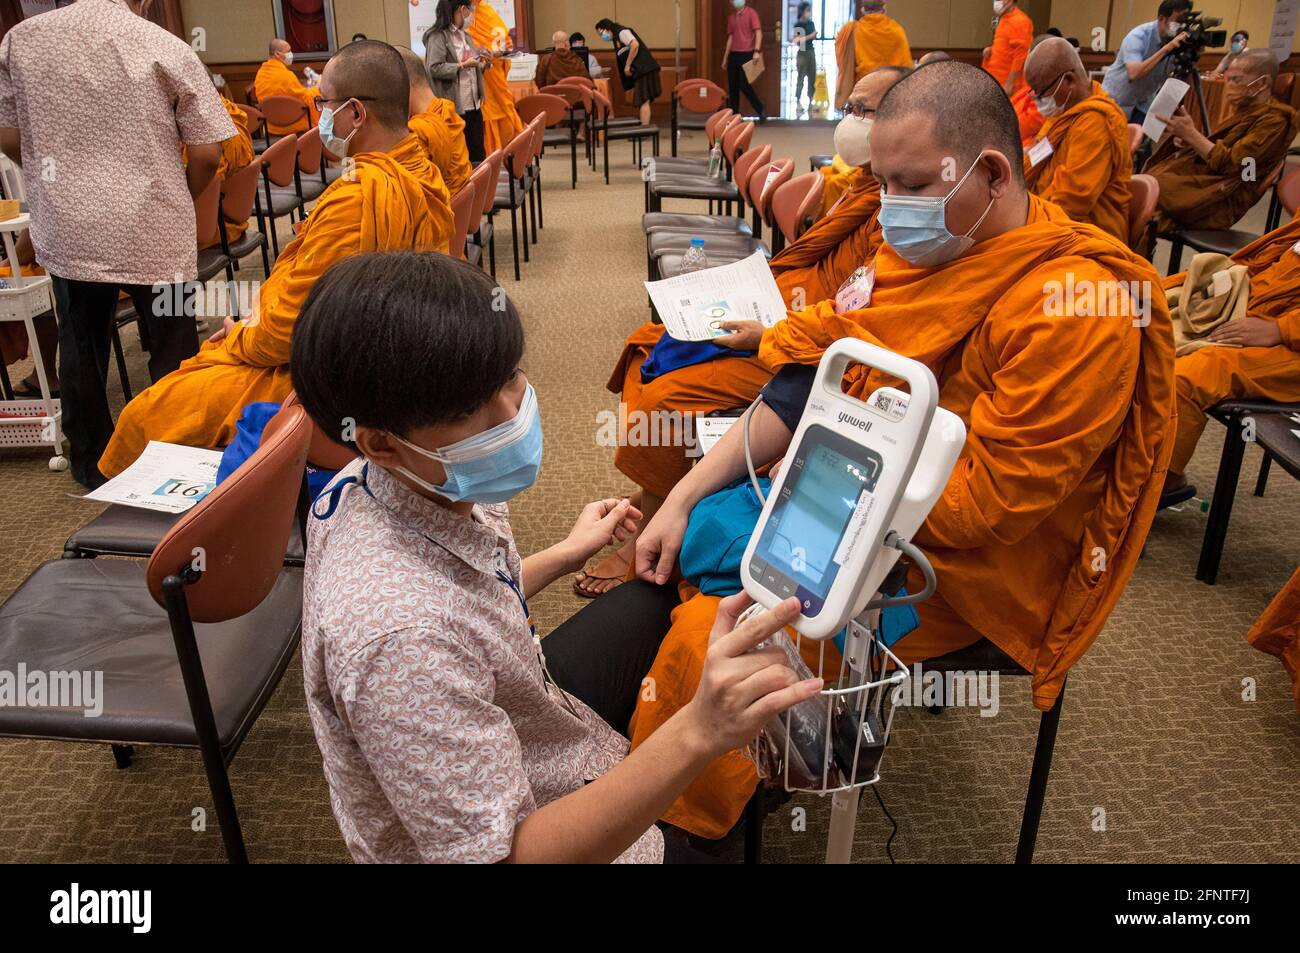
[0,0,236,284]
[302,459,664,864]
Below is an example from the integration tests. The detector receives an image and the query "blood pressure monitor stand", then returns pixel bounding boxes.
[738,338,966,864]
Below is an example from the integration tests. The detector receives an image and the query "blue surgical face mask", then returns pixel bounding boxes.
[878,154,997,267]
[1231,38,1245,54]
[318,100,360,158]
[600,31,613,42]
[390,384,543,503]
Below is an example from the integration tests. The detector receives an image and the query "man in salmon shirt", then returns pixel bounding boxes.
[987,0,1033,97]
[629,61,1175,840]
[1022,36,1132,242]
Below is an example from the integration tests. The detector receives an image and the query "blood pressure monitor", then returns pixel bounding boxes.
[740,338,966,640]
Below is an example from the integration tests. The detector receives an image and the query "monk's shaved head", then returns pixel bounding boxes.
[270,38,290,57]
[847,65,909,111]
[552,30,569,49]
[322,40,410,129]
[1236,47,1279,82]
[917,51,949,66]
[858,1,886,13]
[396,45,433,93]
[876,59,1023,183]
[1024,35,1086,90]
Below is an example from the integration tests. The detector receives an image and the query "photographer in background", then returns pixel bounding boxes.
[1102,0,1191,123]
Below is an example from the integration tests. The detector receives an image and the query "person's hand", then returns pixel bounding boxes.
[1208,316,1283,348]
[207,316,238,344]
[1160,106,1196,140]
[1165,30,1189,52]
[635,500,689,584]
[752,51,762,61]
[721,59,728,71]
[712,319,764,351]
[679,592,822,756]
[560,498,641,571]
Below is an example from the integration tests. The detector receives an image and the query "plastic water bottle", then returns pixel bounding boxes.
[679,239,708,274]
[707,140,723,178]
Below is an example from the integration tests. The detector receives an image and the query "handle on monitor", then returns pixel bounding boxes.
[817,337,939,421]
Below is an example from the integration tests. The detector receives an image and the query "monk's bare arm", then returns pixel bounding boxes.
[915,270,1142,550]
[184,141,221,200]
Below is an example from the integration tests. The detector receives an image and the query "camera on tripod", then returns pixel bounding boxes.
[1168,4,1229,75]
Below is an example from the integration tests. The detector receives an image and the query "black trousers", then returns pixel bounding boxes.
[543,580,679,736]
[462,107,486,163]
[726,51,765,117]
[795,51,816,102]
[50,276,199,488]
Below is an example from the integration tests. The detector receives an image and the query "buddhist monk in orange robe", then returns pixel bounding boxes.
[1146,49,1297,233]
[398,45,473,195]
[817,153,858,215]
[468,0,524,154]
[1161,215,1300,497]
[254,39,320,135]
[986,0,1033,98]
[833,2,911,110]
[537,31,590,88]
[196,92,257,250]
[99,42,449,478]
[1022,38,1132,243]
[631,63,1173,837]
[1248,569,1300,714]
[577,71,901,598]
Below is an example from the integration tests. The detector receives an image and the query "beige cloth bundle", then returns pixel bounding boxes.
[1167,252,1250,356]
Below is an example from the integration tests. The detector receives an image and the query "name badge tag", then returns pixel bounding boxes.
[1291,239,1300,257]
[1027,137,1054,167]
[835,265,875,313]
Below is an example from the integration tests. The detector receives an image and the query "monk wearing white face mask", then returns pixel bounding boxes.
[1021,36,1132,243]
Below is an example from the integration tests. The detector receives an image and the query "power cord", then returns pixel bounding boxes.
[872,783,898,864]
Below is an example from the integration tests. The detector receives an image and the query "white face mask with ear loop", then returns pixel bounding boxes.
[834,114,874,168]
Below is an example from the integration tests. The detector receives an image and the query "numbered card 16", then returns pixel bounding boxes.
[85,441,223,514]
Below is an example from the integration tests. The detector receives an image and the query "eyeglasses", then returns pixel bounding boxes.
[1030,72,1067,99]
[312,94,376,113]
[843,102,876,118]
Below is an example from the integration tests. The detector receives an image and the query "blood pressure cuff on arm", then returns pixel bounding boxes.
[759,362,818,434]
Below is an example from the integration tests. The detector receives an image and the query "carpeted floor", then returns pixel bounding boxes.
[0,125,1296,863]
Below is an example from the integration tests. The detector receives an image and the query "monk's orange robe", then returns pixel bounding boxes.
[98,147,443,477]
[759,196,1173,710]
[203,95,256,250]
[608,179,883,501]
[388,132,457,252]
[253,58,320,135]
[1146,99,1297,232]
[408,97,473,195]
[833,14,912,109]
[817,154,857,216]
[1011,87,1044,145]
[1248,569,1300,714]
[468,1,524,154]
[1163,216,1300,475]
[986,5,1033,97]
[1023,82,1132,243]
[628,583,841,838]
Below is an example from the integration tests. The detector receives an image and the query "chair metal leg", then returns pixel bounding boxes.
[509,204,520,281]
[1015,678,1066,865]
[1166,237,1184,276]
[111,744,134,769]
[521,194,531,264]
[743,790,765,864]
[1254,453,1272,497]
[488,218,497,278]
[1197,414,1248,584]
[160,574,248,864]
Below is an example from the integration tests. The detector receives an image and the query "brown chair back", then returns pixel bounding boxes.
[450,180,478,260]
[749,159,793,226]
[502,127,533,180]
[538,84,582,107]
[147,404,310,623]
[220,158,262,227]
[526,116,546,162]
[279,392,358,471]
[1127,123,1143,156]
[516,92,570,127]
[260,134,298,187]
[259,94,309,130]
[1126,174,1160,250]
[775,171,824,244]
[1274,72,1295,101]
[475,148,504,219]
[194,173,222,246]
[733,143,772,205]
[296,127,324,176]
[721,120,755,164]
[237,104,266,138]
[1277,166,1300,217]
[707,110,737,144]
[557,75,595,89]
[676,79,725,114]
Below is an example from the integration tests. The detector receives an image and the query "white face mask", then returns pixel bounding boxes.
[834,114,873,168]
[282,50,294,65]
[1034,74,1066,118]
[993,0,1008,14]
